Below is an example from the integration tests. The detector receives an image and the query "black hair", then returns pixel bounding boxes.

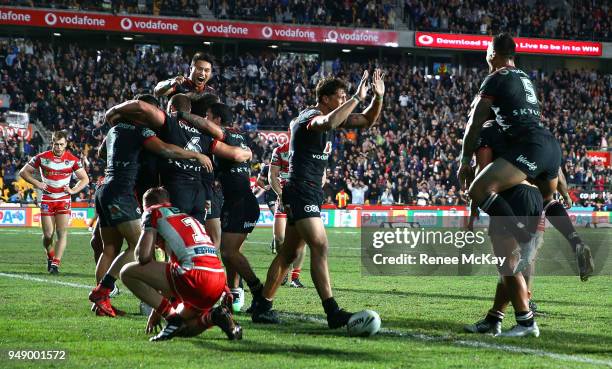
[492,33,516,58]
[315,77,348,102]
[191,93,220,116]
[168,94,191,113]
[134,94,160,108]
[208,102,233,126]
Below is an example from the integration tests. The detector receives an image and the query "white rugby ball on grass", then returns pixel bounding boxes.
[347,310,381,337]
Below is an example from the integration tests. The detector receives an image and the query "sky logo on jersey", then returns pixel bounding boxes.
[516,155,538,171]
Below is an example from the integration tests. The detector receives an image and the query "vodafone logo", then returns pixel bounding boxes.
[327,30,338,42]
[193,22,204,34]
[44,13,57,26]
[262,26,272,38]
[417,34,434,45]
[120,18,132,30]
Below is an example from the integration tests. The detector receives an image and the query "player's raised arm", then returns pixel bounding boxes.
[154,75,185,97]
[143,136,213,172]
[176,111,225,140]
[210,140,252,162]
[105,100,166,129]
[308,70,370,132]
[342,68,385,129]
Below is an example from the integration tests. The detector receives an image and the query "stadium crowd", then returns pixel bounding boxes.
[0,39,610,208]
[6,0,610,41]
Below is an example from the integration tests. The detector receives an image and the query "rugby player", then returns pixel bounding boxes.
[177,102,263,313]
[19,130,90,275]
[269,140,307,288]
[458,33,563,262]
[251,69,385,327]
[154,52,215,98]
[254,163,279,253]
[89,94,214,317]
[120,187,241,342]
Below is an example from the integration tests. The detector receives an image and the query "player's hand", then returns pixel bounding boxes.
[204,200,211,211]
[64,185,76,195]
[561,192,573,209]
[355,70,370,101]
[276,201,285,214]
[458,162,474,190]
[372,68,385,97]
[146,310,162,334]
[196,154,213,172]
[36,181,48,191]
[173,75,186,86]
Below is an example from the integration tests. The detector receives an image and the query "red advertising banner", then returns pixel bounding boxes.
[415,32,602,57]
[0,7,398,47]
[586,151,611,167]
[0,123,33,140]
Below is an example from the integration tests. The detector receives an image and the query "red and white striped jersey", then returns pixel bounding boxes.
[142,204,223,273]
[28,150,83,202]
[270,142,290,187]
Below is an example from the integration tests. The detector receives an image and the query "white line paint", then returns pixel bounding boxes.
[1,274,611,367]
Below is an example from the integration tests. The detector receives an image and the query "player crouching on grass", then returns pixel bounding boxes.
[120,187,242,342]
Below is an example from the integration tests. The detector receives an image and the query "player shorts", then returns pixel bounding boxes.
[500,128,562,181]
[95,184,141,227]
[165,180,207,224]
[274,198,287,219]
[282,181,324,225]
[489,184,543,237]
[204,183,223,220]
[40,199,71,216]
[221,193,260,233]
[264,189,278,210]
[166,262,226,311]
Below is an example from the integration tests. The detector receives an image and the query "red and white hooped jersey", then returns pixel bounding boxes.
[28,150,83,202]
[142,204,223,273]
[270,142,290,187]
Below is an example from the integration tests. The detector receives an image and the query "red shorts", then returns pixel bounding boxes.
[166,262,226,311]
[41,199,71,216]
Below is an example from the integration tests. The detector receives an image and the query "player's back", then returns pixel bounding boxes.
[144,204,222,271]
[215,128,251,198]
[104,123,156,190]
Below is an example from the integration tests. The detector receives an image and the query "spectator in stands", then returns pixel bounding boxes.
[348,179,367,205]
[336,189,350,209]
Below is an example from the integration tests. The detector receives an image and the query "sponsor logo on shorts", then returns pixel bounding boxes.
[243,221,257,228]
[304,205,320,213]
[516,155,538,171]
[41,203,49,211]
[109,205,122,219]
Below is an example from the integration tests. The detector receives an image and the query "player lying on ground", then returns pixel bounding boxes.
[19,130,90,275]
[177,102,263,314]
[89,94,214,317]
[458,33,563,265]
[465,130,543,337]
[468,121,594,279]
[248,69,385,328]
[120,187,241,342]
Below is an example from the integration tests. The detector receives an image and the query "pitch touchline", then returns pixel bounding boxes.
[0,272,610,367]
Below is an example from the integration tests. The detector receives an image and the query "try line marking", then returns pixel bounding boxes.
[0,272,610,367]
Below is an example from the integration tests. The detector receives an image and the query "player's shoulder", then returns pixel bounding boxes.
[63,150,79,160]
[279,142,290,151]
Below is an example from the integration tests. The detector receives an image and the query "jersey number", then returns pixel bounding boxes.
[520,77,538,105]
[181,218,208,244]
[323,141,332,154]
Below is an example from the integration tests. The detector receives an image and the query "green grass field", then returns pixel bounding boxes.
[0,227,610,369]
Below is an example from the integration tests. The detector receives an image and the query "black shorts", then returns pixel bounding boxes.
[282,181,324,226]
[479,121,507,156]
[489,184,543,237]
[95,183,142,227]
[165,180,207,224]
[264,189,278,209]
[501,128,561,180]
[221,193,260,233]
[204,183,223,220]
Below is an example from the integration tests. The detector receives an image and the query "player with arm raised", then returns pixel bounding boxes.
[89,94,213,317]
[120,187,241,342]
[19,130,89,275]
[154,53,215,98]
[249,69,385,327]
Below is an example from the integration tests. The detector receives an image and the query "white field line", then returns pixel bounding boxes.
[0,272,610,367]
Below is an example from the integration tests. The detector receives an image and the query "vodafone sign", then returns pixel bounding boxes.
[416,32,602,57]
[0,6,398,47]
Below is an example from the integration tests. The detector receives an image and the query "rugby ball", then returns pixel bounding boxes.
[347,310,381,337]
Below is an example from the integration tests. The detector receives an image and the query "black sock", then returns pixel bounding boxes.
[485,309,504,324]
[100,274,116,290]
[480,193,531,242]
[515,310,534,327]
[247,278,262,297]
[322,297,340,316]
[544,200,582,252]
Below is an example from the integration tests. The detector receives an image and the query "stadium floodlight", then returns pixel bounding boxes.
[203,41,212,45]
[342,49,351,53]
[53,32,61,37]
[123,36,134,41]
[269,45,278,49]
